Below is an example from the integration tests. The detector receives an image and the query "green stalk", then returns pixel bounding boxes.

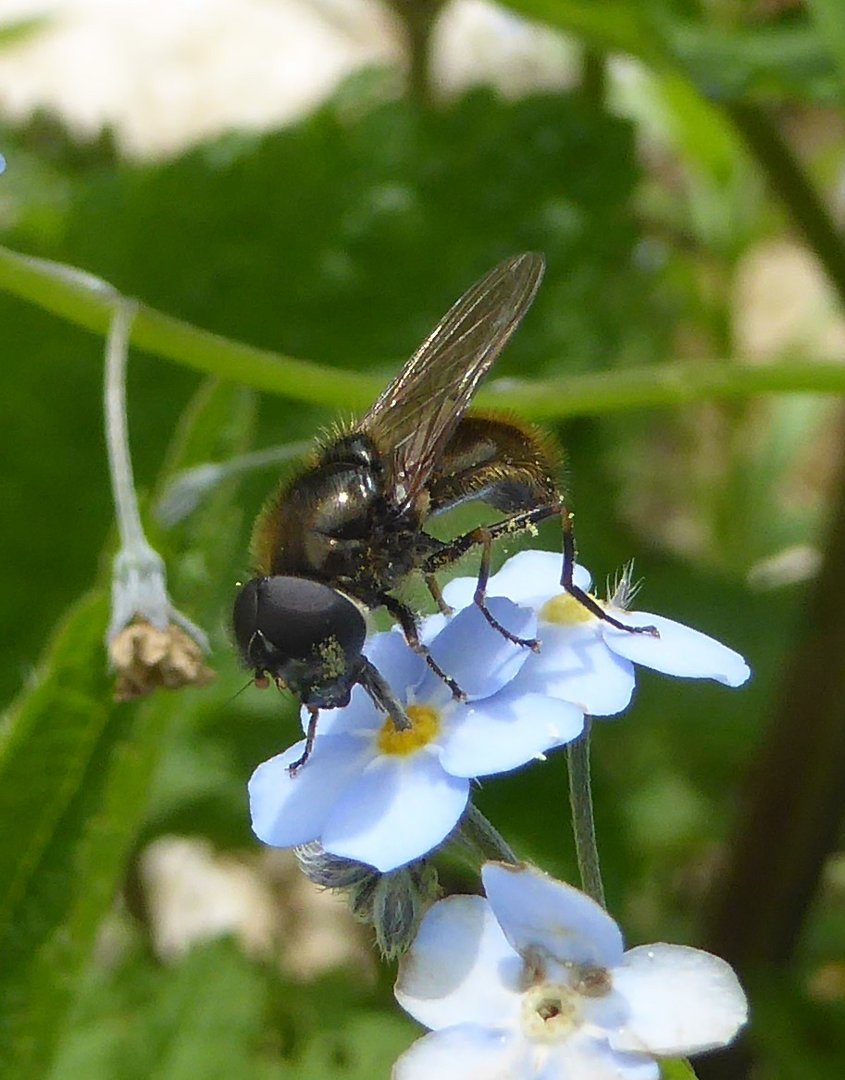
[2,246,845,418]
[567,720,605,907]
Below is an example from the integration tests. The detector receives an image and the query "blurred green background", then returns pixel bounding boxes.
[1,2,845,1078]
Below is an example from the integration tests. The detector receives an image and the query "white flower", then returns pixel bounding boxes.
[394,862,748,1079]
[443,551,751,717]
[249,600,584,873]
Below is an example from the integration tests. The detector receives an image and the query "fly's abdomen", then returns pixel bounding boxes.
[427,413,562,515]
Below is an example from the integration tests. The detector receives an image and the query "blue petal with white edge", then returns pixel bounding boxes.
[249,733,372,848]
[395,895,522,1030]
[321,752,469,871]
[393,1025,526,1080]
[442,549,592,612]
[482,863,624,969]
[602,611,751,686]
[540,1035,660,1080]
[610,944,748,1056]
[427,599,537,700]
[512,623,636,716]
[438,689,584,777]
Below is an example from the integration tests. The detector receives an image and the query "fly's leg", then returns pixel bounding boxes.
[358,656,413,731]
[423,505,561,649]
[424,572,453,616]
[381,593,466,701]
[287,705,319,775]
[424,502,659,640]
[561,511,658,637]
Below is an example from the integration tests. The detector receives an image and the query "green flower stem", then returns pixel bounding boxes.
[726,102,845,311]
[3,244,845,418]
[460,803,520,867]
[567,720,605,908]
[104,300,143,551]
[0,245,381,410]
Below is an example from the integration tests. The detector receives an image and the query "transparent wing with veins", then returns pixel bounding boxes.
[360,252,545,512]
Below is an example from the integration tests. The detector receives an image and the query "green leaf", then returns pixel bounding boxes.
[500,0,666,64]
[661,1059,698,1080]
[0,368,259,1077]
[502,1,836,102]
[0,591,174,1078]
[292,1009,414,1080]
[0,17,52,50]
[807,0,845,91]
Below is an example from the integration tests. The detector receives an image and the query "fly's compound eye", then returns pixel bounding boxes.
[233,576,367,700]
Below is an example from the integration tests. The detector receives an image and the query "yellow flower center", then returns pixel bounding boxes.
[377,704,441,756]
[540,592,599,626]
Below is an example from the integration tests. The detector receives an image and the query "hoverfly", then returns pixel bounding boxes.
[234,253,639,771]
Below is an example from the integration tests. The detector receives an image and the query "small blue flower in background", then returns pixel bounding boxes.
[393,862,748,1079]
[443,550,751,717]
[249,598,584,872]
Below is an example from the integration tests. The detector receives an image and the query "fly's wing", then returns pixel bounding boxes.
[360,252,545,512]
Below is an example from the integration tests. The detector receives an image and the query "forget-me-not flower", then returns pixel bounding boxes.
[394,862,748,1079]
[443,551,750,718]
[249,599,584,872]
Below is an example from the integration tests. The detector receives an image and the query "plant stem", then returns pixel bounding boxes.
[460,803,520,866]
[386,0,446,107]
[567,719,605,907]
[582,47,607,107]
[4,246,845,417]
[0,245,380,410]
[699,410,845,1079]
[3,246,845,416]
[727,103,845,310]
[104,299,143,551]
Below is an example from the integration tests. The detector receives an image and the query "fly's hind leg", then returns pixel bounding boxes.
[424,414,563,648]
[425,414,658,639]
[287,706,320,775]
[560,511,658,637]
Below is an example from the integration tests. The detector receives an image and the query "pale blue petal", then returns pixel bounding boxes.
[249,733,372,848]
[601,612,751,687]
[442,550,592,612]
[610,944,748,1056]
[395,895,522,1030]
[513,625,635,716]
[439,574,476,611]
[438,691,584,777]
[482,863,624,969]
[486,549,592,601]
[366,628,428,698]
[420,611,449,645]
[393,1025,526,1080]
[540,1036,659,1080]
[322,752,469,871]
[303,683,382,737]
[428,599,537,700]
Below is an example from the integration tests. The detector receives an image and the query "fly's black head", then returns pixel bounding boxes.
[233,576,367,708]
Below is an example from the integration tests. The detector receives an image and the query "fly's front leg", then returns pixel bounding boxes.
[358,656,412,731]
[380,593,466,701]
[287,705,319,775]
